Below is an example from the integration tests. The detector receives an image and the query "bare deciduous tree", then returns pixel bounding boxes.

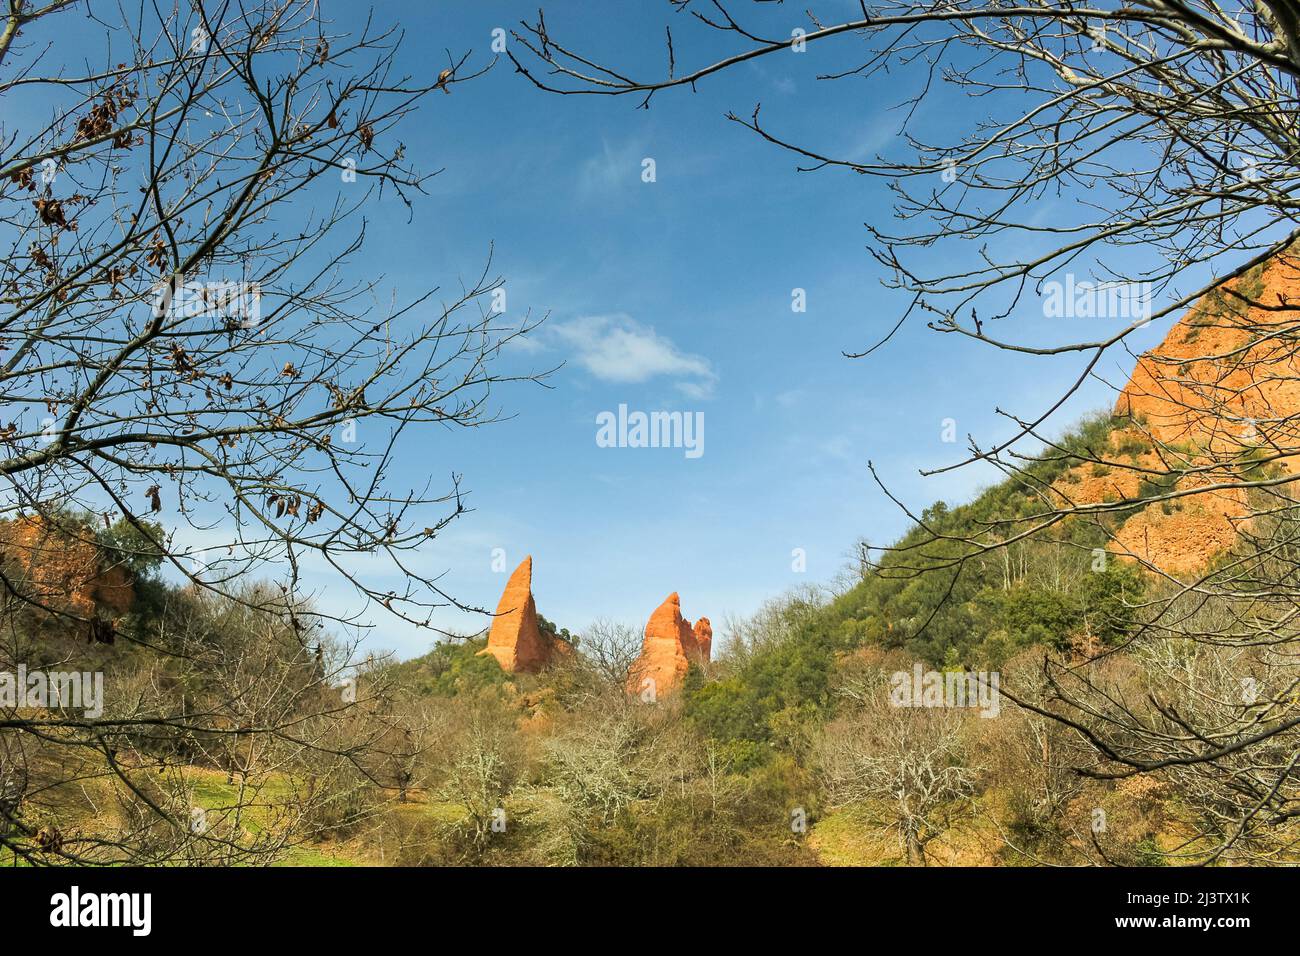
[435,696,522,855]
[819,668,979,865]
[573,618,642,693]
[0,0,541,864]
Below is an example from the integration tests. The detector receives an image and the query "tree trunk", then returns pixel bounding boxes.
[905,827,926,866]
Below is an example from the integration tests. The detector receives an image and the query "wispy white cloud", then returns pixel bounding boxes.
[501,331,548,354]
[745,58,797,96]
[550,313,716,397]
[577,139,646,199]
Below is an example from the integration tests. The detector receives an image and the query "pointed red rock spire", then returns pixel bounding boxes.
[628,592,710,698]
[692,617,712,662]
[478,556,558,673]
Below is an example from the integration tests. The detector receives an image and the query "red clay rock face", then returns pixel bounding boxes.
[628,592,710,699]
[1117,251,1300,458]
[478,556,565,674]
[0,516,134,620]
[1048,250,1300,576]
[692,617,712,662]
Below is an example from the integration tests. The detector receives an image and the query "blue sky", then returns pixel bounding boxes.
[285,0,1182,660]
[289,0,1186,658]
[20,1,1188,659]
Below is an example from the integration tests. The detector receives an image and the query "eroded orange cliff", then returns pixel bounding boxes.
[1051,250,1300,574]
[0,515,134,621]
[628,592,710,698]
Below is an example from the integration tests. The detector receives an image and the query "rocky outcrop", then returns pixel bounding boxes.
[1116,251,1300,457]
[1049,250,1300,574]
[692,617,713,661]
[478,556,568,673]
[628,592,710,699]
[0,516,134,622]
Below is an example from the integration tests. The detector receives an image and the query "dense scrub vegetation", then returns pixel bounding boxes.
[6,413,1269,866]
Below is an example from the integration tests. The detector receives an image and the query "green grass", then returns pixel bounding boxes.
[273,844,363,867]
